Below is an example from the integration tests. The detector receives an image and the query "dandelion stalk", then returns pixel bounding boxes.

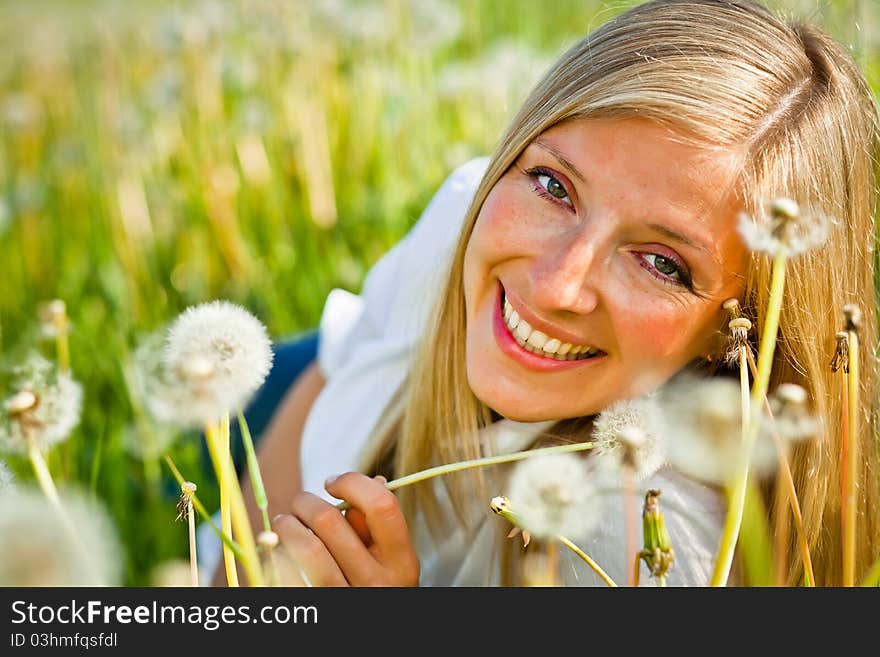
[179,482,199,587]
[843,305,860,587]
[205,418,264,586]
[162,454,246,563]
[711,247,786,587]
[746,347,814,586]
[336,441,595,511]
[490,496,617,587]
[205,420,238,587]
[238,411,271,532]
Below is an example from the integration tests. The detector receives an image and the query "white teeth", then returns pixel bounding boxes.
[502,293,601,361]
[526,330,548,349]
[543,338,561,354]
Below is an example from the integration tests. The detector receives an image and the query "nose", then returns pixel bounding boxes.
[529,227,605,316]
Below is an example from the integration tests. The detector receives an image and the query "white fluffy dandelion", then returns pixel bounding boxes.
[0,488,122,586]
[768,383,821,443]
[658,374,776,485]
[158,300,274,428]
[0,353,83,454]
[591,392,667,481]
[506,453,598,541]
[737,197,833,257]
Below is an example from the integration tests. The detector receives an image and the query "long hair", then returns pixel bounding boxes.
[361,0,880,586]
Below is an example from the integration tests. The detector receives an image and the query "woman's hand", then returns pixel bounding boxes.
[272,472,420,586]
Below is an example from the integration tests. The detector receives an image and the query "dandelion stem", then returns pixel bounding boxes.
[711,249,787,586]
[207,417,264,586]
[162,454,247,563]
[238,411,271,533]
[336,441,595,511]
[205,420,238,587]
[745,348,814,586]
[557,535,618,587]
[187,494,198,587]
[632,553,642,588]
[843,329,859,586]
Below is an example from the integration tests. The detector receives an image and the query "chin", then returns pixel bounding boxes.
[465,366,585,423]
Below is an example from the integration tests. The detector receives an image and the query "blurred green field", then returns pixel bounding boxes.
[0,0,877,584]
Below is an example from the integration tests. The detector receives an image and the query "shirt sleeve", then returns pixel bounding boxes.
[316,156,490,380]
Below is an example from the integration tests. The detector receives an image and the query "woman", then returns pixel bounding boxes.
[216,0,880,586]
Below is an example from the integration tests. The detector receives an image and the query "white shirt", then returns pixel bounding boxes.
[198,157,727,586]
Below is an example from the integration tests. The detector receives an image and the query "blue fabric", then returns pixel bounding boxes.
[200,329,319,476]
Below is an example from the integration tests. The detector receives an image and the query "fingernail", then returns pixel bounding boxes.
[374,475,387,485]
[324,475,338,488]
[271,514,286,525]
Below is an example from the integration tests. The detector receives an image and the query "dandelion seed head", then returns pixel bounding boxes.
[0,488,122,586]
[737,198,832,257]
[659,375,776,485]
[0,354,83,454]
[769,383,820,443]
[506,453,598,540]
[591,392,666,480]
[161,300,274,427]
[843,304,861,332]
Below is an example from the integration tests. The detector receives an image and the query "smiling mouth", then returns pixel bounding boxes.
[500,291,604,362]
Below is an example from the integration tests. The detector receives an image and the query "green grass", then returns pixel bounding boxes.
[0,0,876,584]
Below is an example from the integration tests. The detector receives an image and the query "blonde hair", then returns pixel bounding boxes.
[361,0,880,586]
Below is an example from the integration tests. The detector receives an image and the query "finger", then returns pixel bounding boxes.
[290,492,377,584]
[344,507,373,546]
[271,513,347,586]
[324,472,414,565]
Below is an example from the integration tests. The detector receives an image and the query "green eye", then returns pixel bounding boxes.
[538,173,568,199]
[652,255,679,277]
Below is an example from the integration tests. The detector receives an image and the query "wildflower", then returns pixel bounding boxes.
[158,300,274,428]
[0,354,83,454]
[737,197,832,257]
[637,490,675,584]
[0,488,122,586]
[591,392,666,480]
[505,453,598,541]
[769,383,820,442]
[658,374,776,485]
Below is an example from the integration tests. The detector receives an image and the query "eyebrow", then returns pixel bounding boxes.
[533,139,586,183]
[646,222,712,256]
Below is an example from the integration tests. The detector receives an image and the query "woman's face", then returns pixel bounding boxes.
[462,118,750,422]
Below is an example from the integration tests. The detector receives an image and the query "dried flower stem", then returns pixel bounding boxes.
[557,535,617,587]
[181,483,199,587]
[335,441,595,512]
[711,249,787,586]
[843,327,859,586]
[204,418,264,586]
[238,411,271,533]
[745,348,814,586]
[205,420,238,587]
[162,454,246,563]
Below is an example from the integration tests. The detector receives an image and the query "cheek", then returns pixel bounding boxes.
[470,184,537,257]
[614,301,707,362]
